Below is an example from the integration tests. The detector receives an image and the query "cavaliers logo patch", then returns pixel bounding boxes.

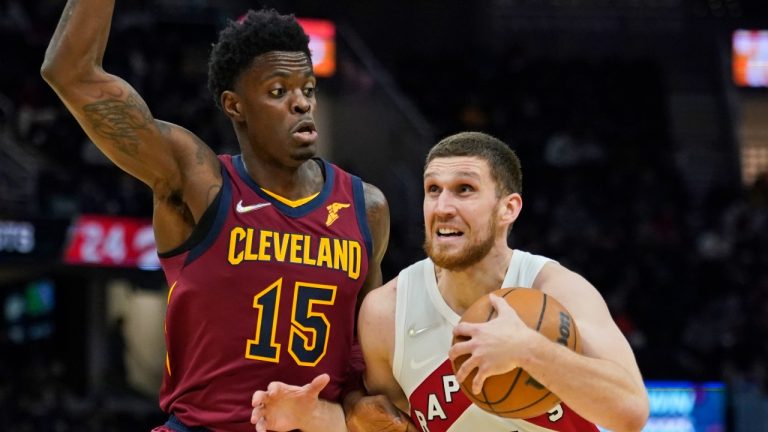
[326,202,350,226]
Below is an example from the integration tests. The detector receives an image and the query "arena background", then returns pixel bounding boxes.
[1,0,768,430]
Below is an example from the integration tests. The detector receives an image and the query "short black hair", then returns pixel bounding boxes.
[207,9,312,109]
[426,131,522,196]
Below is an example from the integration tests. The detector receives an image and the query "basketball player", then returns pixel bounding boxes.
[41,2,395,431]
[251,132,649,432]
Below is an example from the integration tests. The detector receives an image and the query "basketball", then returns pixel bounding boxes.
[450,287,581,419]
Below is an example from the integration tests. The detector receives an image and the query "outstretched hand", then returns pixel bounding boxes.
[251,374,330,432]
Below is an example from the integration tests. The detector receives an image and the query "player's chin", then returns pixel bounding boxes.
[291,145,317,162]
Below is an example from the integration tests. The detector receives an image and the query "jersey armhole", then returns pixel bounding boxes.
[351,176,373,261]
[157,168,232,267]
[391,274,407,382]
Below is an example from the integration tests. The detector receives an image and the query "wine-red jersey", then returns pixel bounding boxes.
[158,155,371,431]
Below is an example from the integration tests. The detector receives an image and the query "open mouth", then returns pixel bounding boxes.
[292,121,317,143]
[297,124,314,134]
[437,227,463,237]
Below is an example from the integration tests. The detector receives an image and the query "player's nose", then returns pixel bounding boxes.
[291,90,311,114]
[433,190,458,216]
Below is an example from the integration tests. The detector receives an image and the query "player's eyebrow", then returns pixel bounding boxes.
[262,68,314,81]
[424,171,482,180]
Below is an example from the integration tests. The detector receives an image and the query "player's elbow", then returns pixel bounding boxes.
[612,395,650,432]
[40,56,92,89]
[40,59,70,89]
[40,60,56,84]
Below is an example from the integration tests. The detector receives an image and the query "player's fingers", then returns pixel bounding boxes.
[452,321,478,337]
[250,406,261,425]
[252,390,266,407]
[471,369,487,395]
[255,416,268,432]
[448,339,472,360]
[348,393,409,432]
[489,294,512,315]
[267,380,288,395]
[307,373,330,396]
[454,356,477,384]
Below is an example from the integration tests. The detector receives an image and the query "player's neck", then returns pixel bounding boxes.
[241,156,324,200]
[435,247,513,315]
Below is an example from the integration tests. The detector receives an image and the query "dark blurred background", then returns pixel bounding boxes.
[1,0,768,430]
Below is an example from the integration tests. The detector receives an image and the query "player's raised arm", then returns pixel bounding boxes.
[41,0,221,250]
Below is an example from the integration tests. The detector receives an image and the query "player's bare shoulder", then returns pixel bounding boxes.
[362,182,389,225]
[534,261,587,293]
[361,278,397,320]
[532,260,612,330]
[359,277,398,353]
[362,182,390,260]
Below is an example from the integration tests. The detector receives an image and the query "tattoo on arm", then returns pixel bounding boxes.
[155,120,172,136]
[83,93,153,156]
[193,134,209,165]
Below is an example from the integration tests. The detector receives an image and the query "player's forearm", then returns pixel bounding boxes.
[41,0,116,85]
[519,336,649,432]
[301,399,348,432]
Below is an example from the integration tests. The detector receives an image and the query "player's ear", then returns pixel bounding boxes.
[499,193,522,226]
[221,90,243,121]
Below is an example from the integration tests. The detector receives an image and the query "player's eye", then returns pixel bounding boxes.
[269,88,285,97]
[303,86,316,98]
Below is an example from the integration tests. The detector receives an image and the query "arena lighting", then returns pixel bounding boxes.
[644,381,725,432]
[63,214,160,270]
[0,218,69,263]
[2,279,56,344]
[297,18,336,78]
[599,381,726,432]
[0,220,35,254]
[733,29,768,87]
[234,13,336,77]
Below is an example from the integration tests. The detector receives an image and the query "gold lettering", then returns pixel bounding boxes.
[302,235,316,265]
[348,241,361,279]
[228,227,246,265]
[333,239,348,272]
[233,229,363,279]
[245,228,259,261]
[258,230,272,261]
[273,232,289,261]
[290,233,302,263]
[316,237,332,268]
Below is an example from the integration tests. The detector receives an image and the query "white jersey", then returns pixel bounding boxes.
[393,250,598,432]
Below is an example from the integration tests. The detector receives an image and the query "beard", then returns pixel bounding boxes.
[422,214,497,271]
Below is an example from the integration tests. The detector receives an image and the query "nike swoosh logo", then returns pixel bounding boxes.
[236,200,272,213]
[408,325,435,338]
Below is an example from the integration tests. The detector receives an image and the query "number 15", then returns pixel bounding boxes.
[245,278,337,367]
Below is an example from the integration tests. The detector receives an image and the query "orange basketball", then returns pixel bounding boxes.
[450,287,581,419]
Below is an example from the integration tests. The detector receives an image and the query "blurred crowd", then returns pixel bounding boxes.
[408,51,768,391]
[2,0,768,429]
